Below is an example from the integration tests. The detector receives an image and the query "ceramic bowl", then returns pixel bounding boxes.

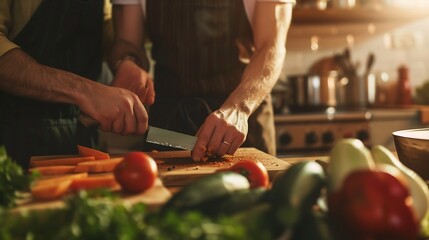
[393,128,429,180]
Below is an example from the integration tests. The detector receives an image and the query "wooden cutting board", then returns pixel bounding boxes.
[17,148,289,211]
[151,148,291,186]
[12,177,171,213]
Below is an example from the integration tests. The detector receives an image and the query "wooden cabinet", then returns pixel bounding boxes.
[287,7,429,50]
[292,7,429,25]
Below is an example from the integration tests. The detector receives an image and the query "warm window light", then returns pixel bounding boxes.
[346,34,355,48]
[311,35,319,51]
[368,23,376,34]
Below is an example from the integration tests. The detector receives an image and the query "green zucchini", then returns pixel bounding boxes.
[269,161,326,229]
[291,209,338,240]
[216,187,268,216]
[231,203,280,239]
[161,171,250,216]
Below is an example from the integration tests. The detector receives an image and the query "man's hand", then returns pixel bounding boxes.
[192,109,248,161]
[80,83,149,135]
[111,59,155,106]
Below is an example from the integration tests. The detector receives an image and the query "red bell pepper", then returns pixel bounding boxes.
[328,165,419,240]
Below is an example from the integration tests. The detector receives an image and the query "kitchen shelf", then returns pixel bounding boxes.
[286,7,429,51]
[292,7,429,25]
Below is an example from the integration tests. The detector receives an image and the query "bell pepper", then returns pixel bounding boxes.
[327,139,420,240]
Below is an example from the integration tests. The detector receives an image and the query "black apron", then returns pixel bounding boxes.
[145,0,276,155]
[0,0,104,169]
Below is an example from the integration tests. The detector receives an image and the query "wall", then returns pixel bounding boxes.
[280,17,429,100]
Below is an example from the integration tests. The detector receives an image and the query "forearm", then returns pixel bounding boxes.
[220,2,292,117]
[108,4,148,72]
[0,48,96,107]
[222,44,285,115]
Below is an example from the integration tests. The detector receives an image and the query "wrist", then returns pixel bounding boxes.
[114,54,142,73]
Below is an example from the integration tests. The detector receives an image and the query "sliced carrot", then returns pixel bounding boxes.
[35,172,88,183]
[69,174,118,192]
[31,179,72,201]
[77,145,110,160]
[31,172,89,201]
[74,157,123,173]
[29,166,76,175]
[30,156,96,167]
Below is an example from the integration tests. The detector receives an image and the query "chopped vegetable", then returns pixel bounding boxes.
[0,146,37,208]
[77,145,110,160]
[30,156,96,167]
[31,179,73,201]
[30,173,88,200]
[69,174,119,192]
[29,166,76,175]
[74,157,123,173]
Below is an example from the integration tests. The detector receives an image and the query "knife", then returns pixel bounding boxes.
[146,126,197,150]
[79,114,197,150]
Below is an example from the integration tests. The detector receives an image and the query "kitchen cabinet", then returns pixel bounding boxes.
[287,6,429,50]
[291,7,429,25]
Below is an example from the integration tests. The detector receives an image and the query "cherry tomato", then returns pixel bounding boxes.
[114,152,158,194]
[229,159,269,188]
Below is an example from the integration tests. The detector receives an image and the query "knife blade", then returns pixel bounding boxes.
[78,114,196,150]
[146,126,197,150]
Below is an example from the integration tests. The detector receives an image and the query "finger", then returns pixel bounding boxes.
[206,127,225,156]
[122,109,137,135]
[226,138,240,155]
[145,77,155,105]
[136,84,149,104]
[192,124,215,161]
[111,114,125,134]
[226,133,245,155]
[98,119,112,133]
[216,130,235,157]
[216,139,231,157]
[134,100,148,135]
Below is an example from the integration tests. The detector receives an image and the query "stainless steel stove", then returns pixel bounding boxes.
[275,107,372,155]
[275,107,424,156]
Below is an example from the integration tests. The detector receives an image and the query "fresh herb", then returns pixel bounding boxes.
[0,190,249,240]
[0,146,38,208]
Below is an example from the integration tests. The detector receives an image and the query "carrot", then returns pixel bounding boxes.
[74,157,123,173]
[69,174,118,192]
[31,179,72,201]
[77,145,110,160]
[30,172,89,201]
[35,172,88,183]
[30,156,96,167]
[29,166,76,175]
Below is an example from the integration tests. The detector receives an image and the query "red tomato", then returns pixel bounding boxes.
[114,152,158,194]
[229,159,269,188]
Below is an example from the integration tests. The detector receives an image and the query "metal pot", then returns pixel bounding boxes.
[286,56,368,113]
[287,72,368,113]
[287,72,338,112]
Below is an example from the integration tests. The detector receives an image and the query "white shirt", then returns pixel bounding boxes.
[110,0,296,26]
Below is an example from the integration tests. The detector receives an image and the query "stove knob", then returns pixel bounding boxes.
[305,132,318,145]
[279,132,292,146]
[356,130,370,141]
[322,131,335,144]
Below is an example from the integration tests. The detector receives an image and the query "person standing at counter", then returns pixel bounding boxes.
[110,0,294,161]
[0,0,155,169]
